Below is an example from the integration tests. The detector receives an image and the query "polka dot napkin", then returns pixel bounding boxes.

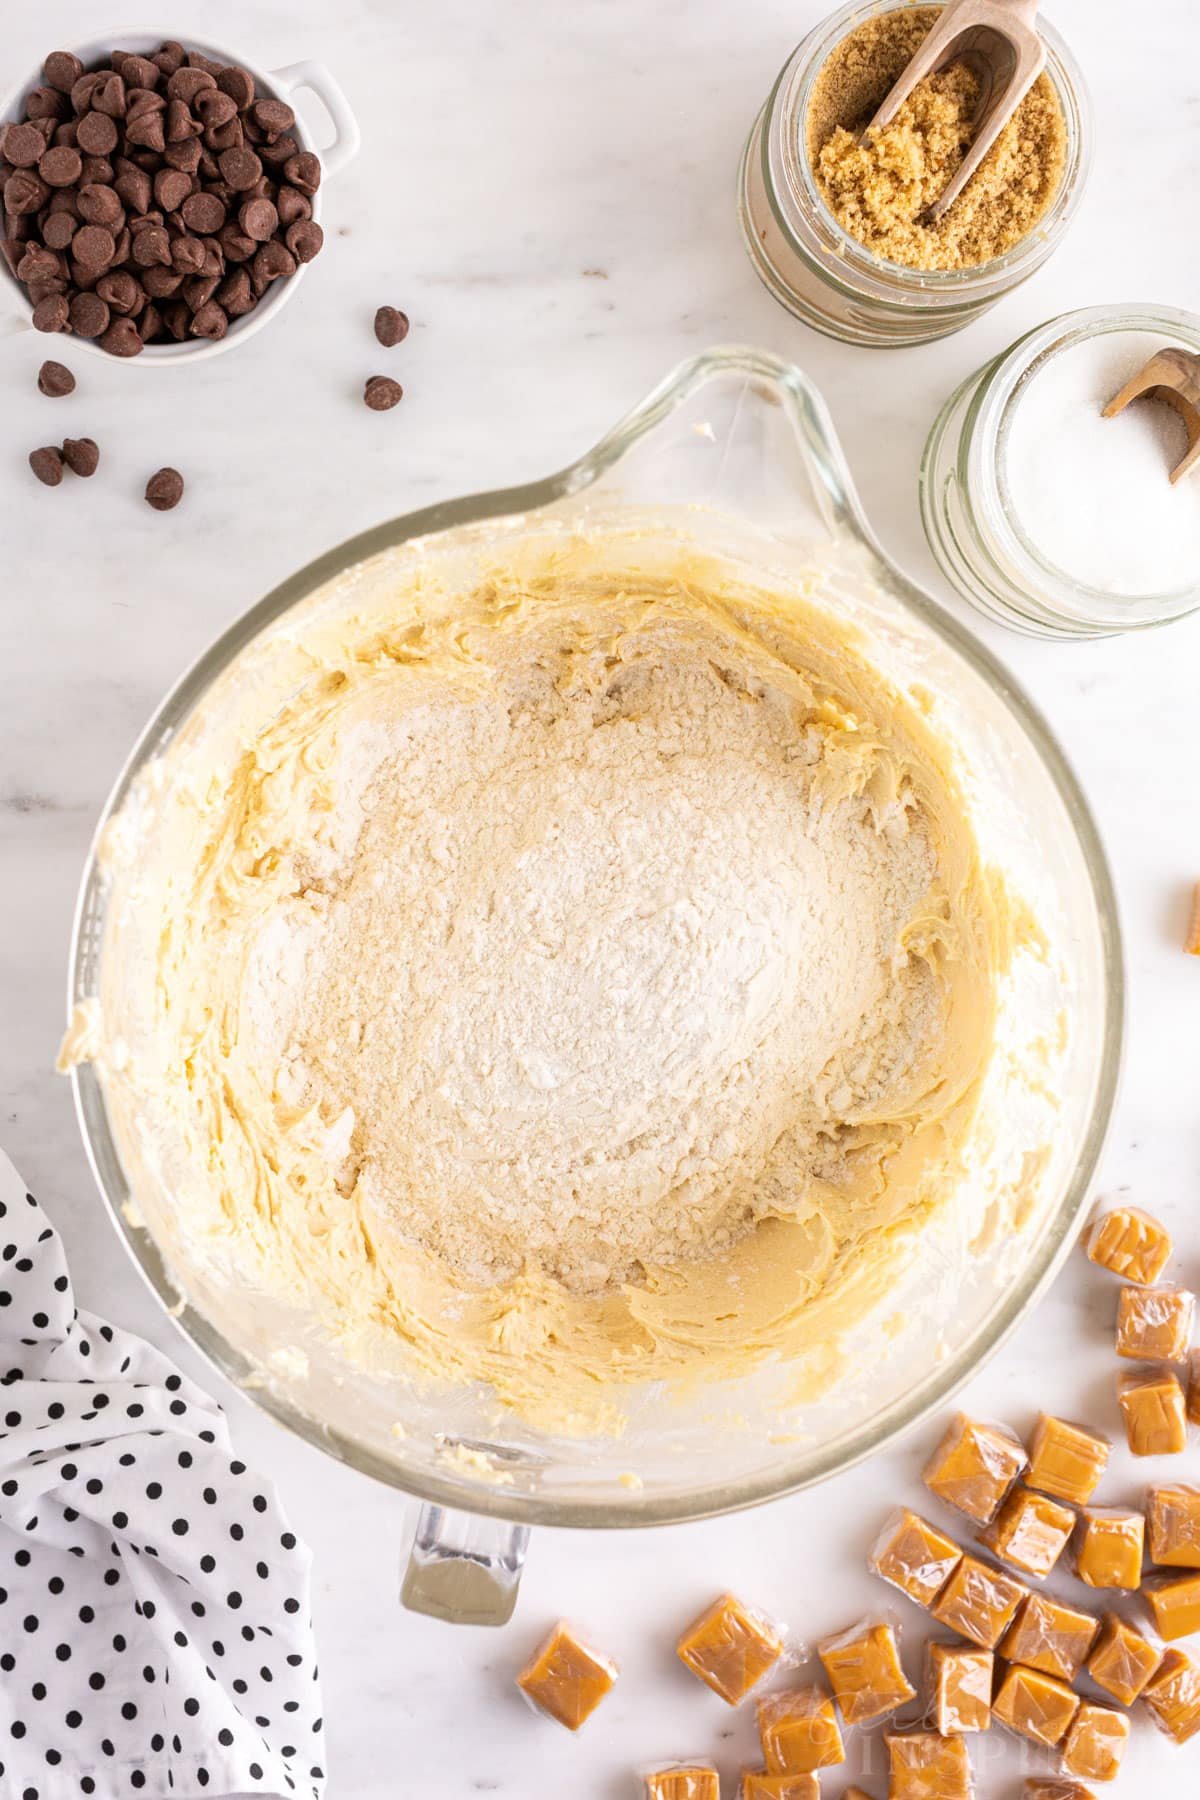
[0,1147,327,1800]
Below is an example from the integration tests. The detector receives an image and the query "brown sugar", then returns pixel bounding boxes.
[993,1664,1079,1747]
[740,1775,821,1800]
[1145,1570,1200,1641]
[1143,1646,1200,1743]
[1060,1702,1129,1783]
[1118,1368,1189,1456]
[980,1486,1074,1578]
[757,1685,845,1773]
[927,1640,992,1734]
[818,1619,914,1725]
[885,1728,972,1799]
[1147,1483,1200,1568]
[515,1621,617,1730]
[677,1593,784,1704]
[1073,1507,1145,1590]
[1026,1414,1109,1504]
[805,5,1066,272]
[869,1507,963,1608]
[1000,1593,1100,1683]
[1086,1611,1162,1706]
[922,1414,1027,1524]
[1085,1206,1173,1284]
[1115,1284,1195,1362]
[645,1769,720,1800]
[931,1553,1029,1648]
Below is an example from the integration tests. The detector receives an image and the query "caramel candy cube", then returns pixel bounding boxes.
[1023,1784,1096,1800]
[980,1486,1074,1578]
[928,1641,992,1734]
[1026,1415,1109,1505]
[1060,1702,1129,1783]
[869,1508,963,1609]
[1145,1570,1200,1641]
[993,1664,1079,1747]
[1000,1593,1100,1682]
[1147,1482,1200,1567]
[677,1592,784,1704]
[1086,1611,1162,1705]
[818,1619,914,1726]
[1085,1206,1172,1285]
[923,1414,1026,1524]
[1073,1507,1145,1590]
[1143,1645,1200,1743]
[1118,1368,1188,1456]
[515,1621,617,1730]
[884,1729,972,1799]
[930,1554,1029,1649]
[1116,1284,1195,1362]
[645,1769,720,1800]
[1187,1349,1200,1425]
[757,1686,844,1773]
[740,1775,820,1800]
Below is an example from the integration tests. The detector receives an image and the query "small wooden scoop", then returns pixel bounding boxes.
[1102,347,1200,485]
[863,0,1045,222]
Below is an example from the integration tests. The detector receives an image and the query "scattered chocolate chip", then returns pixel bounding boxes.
[31,293,70,333]
[364,375,403,411]
[258,132,298,171]
[29,445,64,486]
[374,305,409,347]
[62,436,99,477]
[43,50,85,95]
[145,466,184,509]
[100,315,143,357]
[37,359,75,396]
[170,234,207,275]
[285,220,323,264]
[68,290,110,338]
[125,109,166,154]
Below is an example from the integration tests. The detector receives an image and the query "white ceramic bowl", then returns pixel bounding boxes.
[0,27,360,365]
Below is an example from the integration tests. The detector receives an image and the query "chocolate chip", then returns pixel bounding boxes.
[75,111,119,157]
[73,223,117,271]
[238,197,277,242]
[17,243,63,286]
[31,293,69,332]
[114,166,153,213]
[217,225,256,263]
[274,185,310,227]
[170,234,206,275]
[153,41,187,78]
[43,51,85,95]
[364,375,403,411]
[163,136,203,174]
[195,89,238,130]
[282,152,321,196]
[42,211,77,251]
[145,466,184,509]
[374,305,409,347]
[78,184,124,227]
[258,133,299,170]
[163,300,190,340]
[215,267,254,316]
[251,240,295,289]
[37,358,75,396]
[125,88,167,122]
[124,109,166,153]
[79,154,116,187]
[187,51,225,79]
[100,315,142,356]
[70,72,103,114]
[92,74,127,119]
[4,169,49,215]
[142,264,183,298]
[182,272,220,311]
[217,65,256,109]
[204,117,244,155]
[1,122,45,168]
[29,445,64,486]
[39,144,82,187]
[131,225,172,268]
[113,54,160,92]
[167,67,216,104]
[218,146,262,192]
[285,220,323,264]
[154,168,192,213]
[25,86,69,123]
[68,290,110,337]
[250,99,295,141]
[62,436,99,476]
[139,300,162,341]
[97,269,144,316]
[180,190,226,234]
[189,299,227,339]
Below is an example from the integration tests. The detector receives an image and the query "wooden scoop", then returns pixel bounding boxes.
[863,0,1045,222]
[1102,347,1200,485]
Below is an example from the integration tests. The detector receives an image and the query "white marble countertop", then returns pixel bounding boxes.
[3,0,1200,1793]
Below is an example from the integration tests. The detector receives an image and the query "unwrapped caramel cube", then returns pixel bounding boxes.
[1073,1507,1145,1590]
[1023,1783,1095,1800]
[1061,1702,1129,1783]
[980,1486,1074,1578]
[928,1641,992,1734]
[885,1728,972,1799]
[757,1685,844,1773]
[645,1768,719,1800]
[740,1774,820,1800]
[1143,1646,1200,1744]
[869,1508,963,1609]
[1086,1611,1162,1706]
[923,1414,1026,1524]
[1145,1570,1200,1641]
[1116,1284,1195,1363]
[993,1664,1079,1747]
[1085,1206,1172,1285]
[1147,1482,1200,1568]
[677,1592,784,1704]
[818,1619,914,1725]
[1027,1415,1109,1505]
[516,1621,617,1730]
[1000,1594,1100,1682]
[931,1554,1029,1649]
[1119,1368,1188,1456]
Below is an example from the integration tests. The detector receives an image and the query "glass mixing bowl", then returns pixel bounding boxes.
[67,347,1121,1622]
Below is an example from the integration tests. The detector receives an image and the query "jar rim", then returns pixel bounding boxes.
[765,0,1093,305]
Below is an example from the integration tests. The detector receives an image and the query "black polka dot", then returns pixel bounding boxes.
[65,1712,80,1730]
[145,1481,161,1499]
[121,1702,137,1722]
[249,1764,263,1780]
[217,1728,234,1747]
[84,1478,102,1496]
[202,1487,217,1505]
[172,1518,189,1537]
[30,1683,44,1702]
[227,1590,243,1609]
[252,1494,268,1513]
[22,1616,37,1633]
[183,1699,199,1718]
[88,1673,104,1692]
[54,1644,70,1662]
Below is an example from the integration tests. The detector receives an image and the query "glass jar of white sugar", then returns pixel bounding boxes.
[921,304,1200,636]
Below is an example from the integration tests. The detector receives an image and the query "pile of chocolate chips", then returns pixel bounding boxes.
[1,42,324,355]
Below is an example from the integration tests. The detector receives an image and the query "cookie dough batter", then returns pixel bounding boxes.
[77,535,1006,1432]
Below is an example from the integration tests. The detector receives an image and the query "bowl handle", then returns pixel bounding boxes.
[269,60,362,179]
[401,1502,530,1626]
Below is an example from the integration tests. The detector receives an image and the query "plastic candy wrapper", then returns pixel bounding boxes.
[930,1553,1029,1649]
[515,1620,617,1730]
[1084,1205,1172,1285]
[1145,1570,1200,1642]
[1115,1283,1195,1362]
[1188,1350,1200,1426]
[739,1773,820,1799]
[818,1617,914,1725]
[927,1641,992,1734]
[980,1485,1073,1578]
[1026,1414,1109,1504]
[756,1684,845,1773]
[1118,1368,1188,1456]
[869,1507,963,1609]
[1060,1702,1129,1783]
[676,1592,785,1704]
[1000,1593,1100,1682]
[922,1414,1026,1524]
[993,1665,1079,1748]
[1023,1783,1096,1800]
[885,1726,973,1799]
[1073,1506,1145,1589]
[643,1765,720,1800]
[1085,1611,1162,1706]
[1147,1482,1200,1567]
[1143,1646,1200,1744]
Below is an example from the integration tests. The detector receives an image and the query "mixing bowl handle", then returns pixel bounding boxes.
[269,60,362,179]
[401,1502,530,1626]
